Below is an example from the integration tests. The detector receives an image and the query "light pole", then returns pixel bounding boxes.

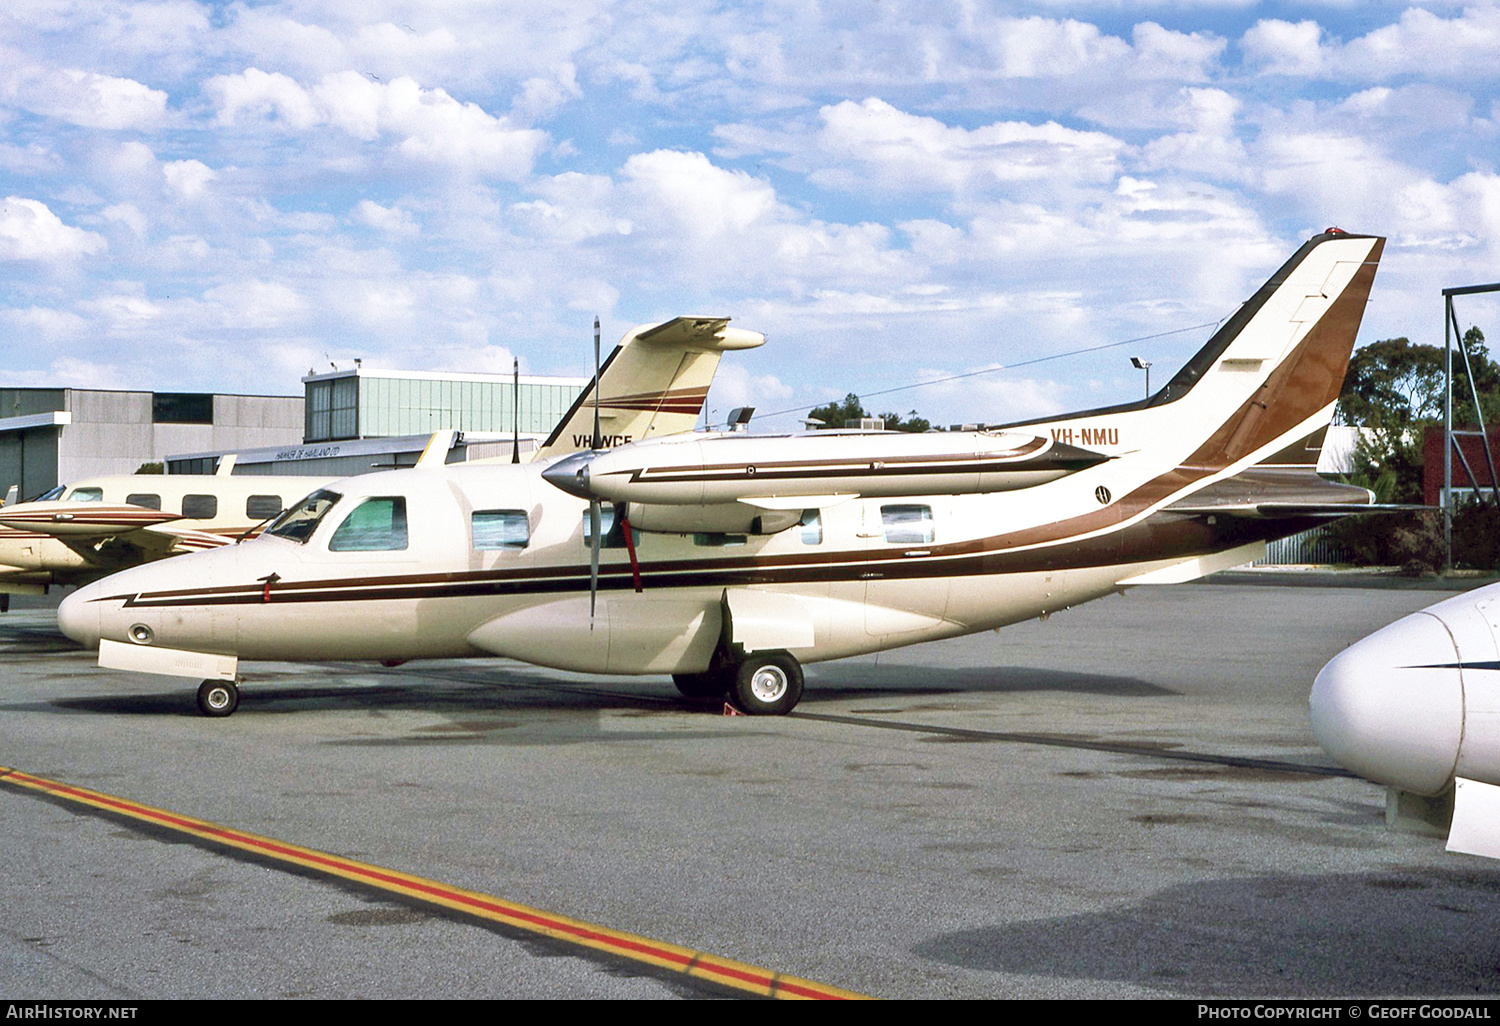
[1130,356,1152,399]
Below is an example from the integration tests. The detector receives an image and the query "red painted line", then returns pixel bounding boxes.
[0,766,865,1000]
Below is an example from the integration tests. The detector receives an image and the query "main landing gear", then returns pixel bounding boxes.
[196,679,240,717]
[673,649,804,715]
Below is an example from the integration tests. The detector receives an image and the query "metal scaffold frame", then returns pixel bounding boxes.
[1443,281,1500,569]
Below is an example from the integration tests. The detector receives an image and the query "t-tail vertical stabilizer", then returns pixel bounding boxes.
[534,317,765,462]
[1000,230,1383,507]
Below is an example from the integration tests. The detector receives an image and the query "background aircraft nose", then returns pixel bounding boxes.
[57,583,101,649]
[1310,612,1464,796]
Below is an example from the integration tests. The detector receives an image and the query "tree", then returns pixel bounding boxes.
[805,394,932,432]
[1335,330,1500,505]
[1331,328,1500,567]
[877,409,932,433]
[806,393,867,429]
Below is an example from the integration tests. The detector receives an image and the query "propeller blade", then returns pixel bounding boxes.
[511,356,520,464]
[589,498,601,626]
[592,316,602,451]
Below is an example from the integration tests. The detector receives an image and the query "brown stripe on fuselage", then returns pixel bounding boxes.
[630,436,1049,474]
[105,502,1309,611]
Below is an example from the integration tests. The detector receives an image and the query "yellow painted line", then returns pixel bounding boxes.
[0,765,867,1000]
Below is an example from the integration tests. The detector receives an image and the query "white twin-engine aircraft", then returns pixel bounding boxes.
[0,316,759,606]
[60,231,1386,717]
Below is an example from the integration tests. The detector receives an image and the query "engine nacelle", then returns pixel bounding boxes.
[620,501,802,536]
[1311,585,1500,796]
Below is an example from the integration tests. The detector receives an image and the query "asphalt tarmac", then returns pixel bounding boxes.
[2,576,1497,1000]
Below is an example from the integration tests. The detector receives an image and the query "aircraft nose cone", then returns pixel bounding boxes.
[540,451,594,499]
[1310,612,1464,795]
[58,583,101,649]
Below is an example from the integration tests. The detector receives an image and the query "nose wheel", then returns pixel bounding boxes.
[196,679,240,717]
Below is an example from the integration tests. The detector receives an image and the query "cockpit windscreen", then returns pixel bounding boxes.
[265,490,342,543]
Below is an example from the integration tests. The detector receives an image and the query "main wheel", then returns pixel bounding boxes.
[196,679,239,717]
[673,670,729,700]
[731,651,804,715]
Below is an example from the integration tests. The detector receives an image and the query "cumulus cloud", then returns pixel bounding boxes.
[202,279,306,329]
[207,69,548,177]
[1243,7,1500,81]
[0,305,90,339]
[620,149,781,241]
[0,61,168,130]
[811,98,1125,194]
[163,159,216,200]
[0,197,106,261]
[353,199,419,235]
[1241,19,1325,77]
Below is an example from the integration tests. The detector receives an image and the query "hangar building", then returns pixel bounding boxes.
[166,366,588,477]
[0,388,303,501]
[2,366,590,496]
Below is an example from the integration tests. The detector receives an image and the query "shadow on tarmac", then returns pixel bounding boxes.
[914,867,1500,996]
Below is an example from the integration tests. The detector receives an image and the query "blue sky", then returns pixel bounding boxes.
[3,1,1499,428]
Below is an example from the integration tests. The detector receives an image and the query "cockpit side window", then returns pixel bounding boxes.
[66,487,104,502]
[329,497,408,552]
[265,489,342,543]
[473,510,529,550]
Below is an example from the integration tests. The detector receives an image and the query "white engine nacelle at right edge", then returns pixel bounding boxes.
[1310,583,1500,858]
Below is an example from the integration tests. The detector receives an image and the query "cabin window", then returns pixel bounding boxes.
[246,495,283,521]
[182,494,218,520]
[266,490,342,543]
[126,493,161,510]
[881,504,933,544]
[66,487,104,502]
[582,506,640,549]
[329,497,408,552]
[693,533,747,547]
[800,510,822,545]
[474,509,529,550]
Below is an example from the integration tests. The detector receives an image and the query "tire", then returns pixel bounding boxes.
[197,679,239,717]
[731,651,803,715]
[673,670,729,699]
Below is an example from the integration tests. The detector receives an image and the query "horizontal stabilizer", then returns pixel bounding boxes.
[1166,501,1422,520]
[634,316,766,352]
[1164,468,1384,520]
